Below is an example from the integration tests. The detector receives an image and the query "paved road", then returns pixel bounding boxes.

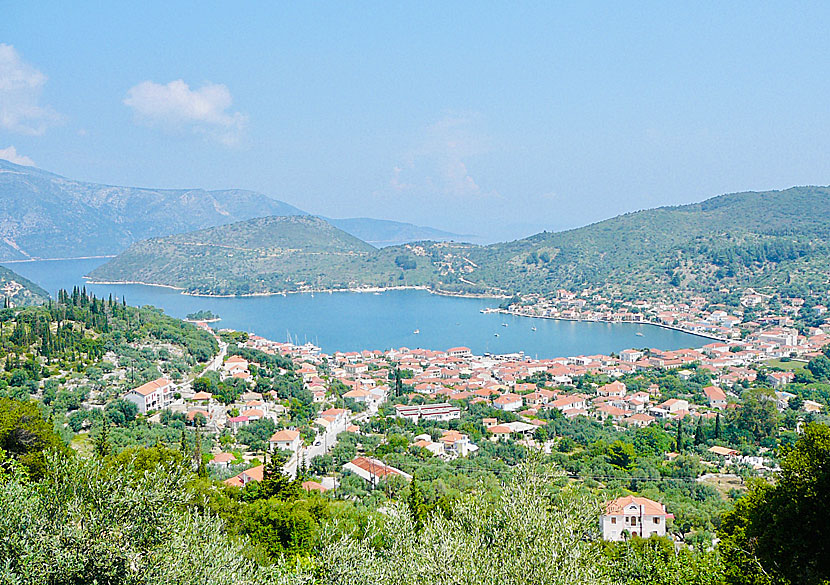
[284,415,349,477]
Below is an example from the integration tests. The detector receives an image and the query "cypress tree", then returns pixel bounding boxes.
[676,419,684,452]
[93,420,112,459]
[694,416,705,445]
[715,412,722,440]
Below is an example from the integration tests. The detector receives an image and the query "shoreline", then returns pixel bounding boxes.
[2,255,116,263]
[82,276,718,342]
[84,278,505,300]
[487,307,727,342]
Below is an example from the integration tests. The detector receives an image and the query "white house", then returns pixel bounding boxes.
[600,496,671,541]
[493,393,524,412]
[394,403,461,422]
[269,429,302,454]
[597,381,626,397]
[619,349,645,363]
[447,346,472,358]
[124,377,173,414]
[550,394,587,412]
[703,385,727,409]
[342,456,411,486]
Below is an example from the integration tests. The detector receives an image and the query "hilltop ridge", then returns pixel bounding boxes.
[91,184,830,298]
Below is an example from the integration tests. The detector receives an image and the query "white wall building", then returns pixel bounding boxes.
[600,496,671,541]
[124,377,173,414]
[269,429,302,454]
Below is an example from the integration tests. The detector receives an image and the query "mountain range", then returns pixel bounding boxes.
[90,185,830,299]
[0,159,470,261]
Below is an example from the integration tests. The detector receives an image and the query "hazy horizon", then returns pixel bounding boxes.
[4,3,830,241]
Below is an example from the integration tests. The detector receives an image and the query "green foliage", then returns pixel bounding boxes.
[0,397,65,478]
[806,355,830,381]
[186,309,220,321]
[317,462,605,585]
[605,537,724,585]
[240,496,329,557]
[606,440,637,469]
[718,423,830,585]
[94,186,830,297]
[0,452,300,585]
[729,387,780,445]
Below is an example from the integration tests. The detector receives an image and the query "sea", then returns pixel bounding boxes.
[3,258,711,359]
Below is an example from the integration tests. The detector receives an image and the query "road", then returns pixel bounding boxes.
[283,414,350,478]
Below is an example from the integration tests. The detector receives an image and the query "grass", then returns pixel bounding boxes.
[70,432,94,457]
[764,358,808,372]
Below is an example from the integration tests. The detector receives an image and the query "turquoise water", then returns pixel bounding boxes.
[4,258,711,358]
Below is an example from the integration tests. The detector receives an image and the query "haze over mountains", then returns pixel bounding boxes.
[91,185,830,299]
[0,160,471,261]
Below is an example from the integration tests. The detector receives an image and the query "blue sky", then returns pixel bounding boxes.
[3,2,830,241]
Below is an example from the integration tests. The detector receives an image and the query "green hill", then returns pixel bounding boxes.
[455,185,830,297]
[89,215,444,295]
[91,185,830,298]
[0,265,50,306]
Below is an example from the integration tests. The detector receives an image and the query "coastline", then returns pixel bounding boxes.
[3,255,117,263]
[83,276,720,342]
[84,278,505,300]
[487,307,727,342]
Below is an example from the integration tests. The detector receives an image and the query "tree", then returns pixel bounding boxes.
[317,462,607,585]
[719,423,830,585]
[394,368,403,397]
[606,440,636,469]
[192,376,213,394]
[714,413,722,440]
[0,452,279,583]
[93,419,112,458]
[606,536,723,585]
[675,419,684,452]
[105,398,138,426]
[193,426,206,478]
[0,398,65,478]
[406,477,428,532]
[806,355,830,381]
[260,454,302,500]
[732,387,780,444]
[694,417,705,446]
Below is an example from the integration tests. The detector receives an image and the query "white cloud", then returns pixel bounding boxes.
[0,44,62,135]
[388,113,496,199]
[0,146,34,166]
[124,79,248,146]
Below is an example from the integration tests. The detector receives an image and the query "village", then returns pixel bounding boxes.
[498,287,827,342]
[116,296,829,541]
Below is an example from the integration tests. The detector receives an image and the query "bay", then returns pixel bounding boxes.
[4,258,712,358]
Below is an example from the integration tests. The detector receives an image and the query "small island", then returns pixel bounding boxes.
[184,309,221,323]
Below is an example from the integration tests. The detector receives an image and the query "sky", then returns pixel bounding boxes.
[3,2,830,242]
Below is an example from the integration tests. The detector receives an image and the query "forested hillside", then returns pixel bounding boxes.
[456,185,830,297]
[89,216,455,295]
[92,185,830,298]
[0,265,49,306]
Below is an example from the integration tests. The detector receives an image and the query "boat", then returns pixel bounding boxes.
[413,329,420,334]
[636,332,644,336]
[502,323,509,327]
[494,333,499,337]
[531,327,537,331]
